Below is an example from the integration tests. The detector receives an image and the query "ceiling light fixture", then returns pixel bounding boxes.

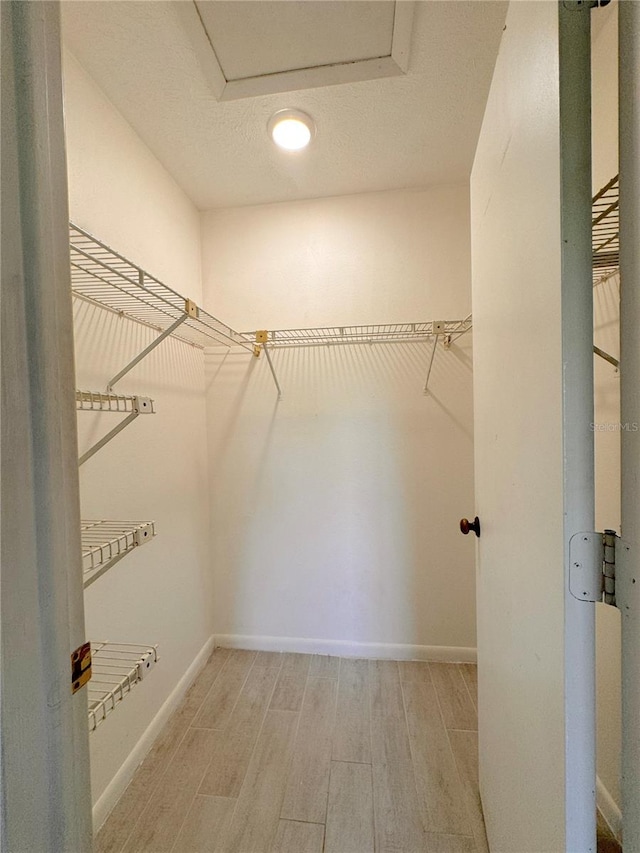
[268,109,315,151]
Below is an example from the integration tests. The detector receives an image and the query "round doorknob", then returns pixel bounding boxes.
[460,516,481,538]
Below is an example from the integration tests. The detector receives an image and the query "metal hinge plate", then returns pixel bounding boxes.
[616,539,637,616]
[569,530,630,607]
[562,1,610,10]
[569,532,604,602]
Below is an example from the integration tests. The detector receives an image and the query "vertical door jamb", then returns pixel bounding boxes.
[559,3,597,850]
[1,2,93,850]
[618,2,640,848]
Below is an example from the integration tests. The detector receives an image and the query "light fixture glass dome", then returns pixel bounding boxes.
[268,109,315,151]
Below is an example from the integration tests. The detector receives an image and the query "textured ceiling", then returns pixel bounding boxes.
[61,1,508,211]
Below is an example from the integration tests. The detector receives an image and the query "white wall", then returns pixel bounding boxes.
[63,50,202,299]
[592,2,623,824]
[202,186,477,657]
[63,50,211,809]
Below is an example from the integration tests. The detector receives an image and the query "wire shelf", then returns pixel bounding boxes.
[76,390,155,414]
[241,318,472,348]
[69,223,252,352]
[593,174,619,284]
[88,641,158,732]
[81,520,155,588]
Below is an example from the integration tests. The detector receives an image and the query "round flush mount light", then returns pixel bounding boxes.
[268,109,315,151]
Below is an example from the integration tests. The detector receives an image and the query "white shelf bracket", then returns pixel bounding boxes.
[83,549,128,588]
[263,344,282,399]
[78,397,153,466]
[81,519,156,588]
[88,641,159,731]
[256,331,282,398]
[593,344,619,369]
[107,304,196,391]
[423,335,440,395]
[423,316,472,395]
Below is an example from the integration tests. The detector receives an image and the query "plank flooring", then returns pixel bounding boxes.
[97,649,487,853]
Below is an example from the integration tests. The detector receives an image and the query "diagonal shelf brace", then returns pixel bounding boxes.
[593,344,619,369]
[263,344,282,399]
[81,520,156,588]
[83,549,129,589]
[78,397,154,466]
[423,335,440,395]
[107,310,191,391]
[79,411,138,467]
[424,316,473,394]
[256,331,282,398]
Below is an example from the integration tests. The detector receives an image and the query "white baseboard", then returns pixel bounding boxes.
[92,634,216,833]
[597,775,622,842]
[213,633,477,663]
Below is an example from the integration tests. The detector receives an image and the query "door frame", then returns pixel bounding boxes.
[559,2,597,850]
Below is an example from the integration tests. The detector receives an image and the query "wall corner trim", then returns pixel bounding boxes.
[596,774,623,842]
[91,634,216,833]
[213,634,477,663]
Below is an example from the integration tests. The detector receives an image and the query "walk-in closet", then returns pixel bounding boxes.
[2,1,636,851]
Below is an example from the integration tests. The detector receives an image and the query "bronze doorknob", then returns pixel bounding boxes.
[460,516,481,538]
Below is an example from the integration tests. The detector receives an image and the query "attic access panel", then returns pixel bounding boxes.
[177,0,415,101]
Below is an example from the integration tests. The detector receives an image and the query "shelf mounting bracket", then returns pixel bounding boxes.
[78,397,153,466]
[106,300,197,391]
[593,344,619,369]
[423,334,440,395]
[256,331,282,398]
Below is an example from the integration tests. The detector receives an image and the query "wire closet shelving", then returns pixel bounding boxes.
[592,175,620,370]
[240,318,474,396]
[71,173,621,729]
[592,174,619,286]
[239,319,472,348]
[87,642,158,732]
[68,221,473,397]
[76,390,153,413]
[71,228,167,729]
[76,390,155,467]
[81,520,155,588]
[70,224,252,351]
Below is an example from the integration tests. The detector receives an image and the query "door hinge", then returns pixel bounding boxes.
[562,1,610,10]
[569,530,629,607]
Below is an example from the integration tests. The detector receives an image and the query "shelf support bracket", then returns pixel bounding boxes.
[79,411,139,467]
[78,397,153,466]
[107,307,195,391]
[83,551,129,589]
[423,335,440,395]
[263,344,282,398]
[593,344,619,369]
[256,331,282,398]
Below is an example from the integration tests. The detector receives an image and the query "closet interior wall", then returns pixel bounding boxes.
[591,3,622,830]
[202,186,476,656]
[63,50,212,805]
[62,39,477,814]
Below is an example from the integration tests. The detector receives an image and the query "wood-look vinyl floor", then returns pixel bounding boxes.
[97,649,484,853]
[95,647,621,853]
